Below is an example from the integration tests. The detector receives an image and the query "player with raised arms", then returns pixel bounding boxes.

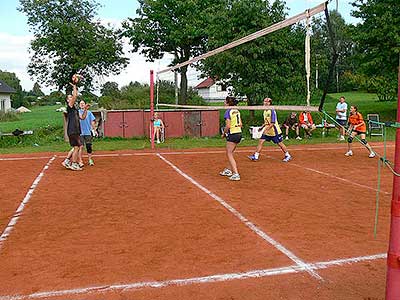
[248,97,292,162]
[219,96,242,181]
[62,73,88,171]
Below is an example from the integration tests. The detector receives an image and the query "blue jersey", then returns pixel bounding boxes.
[78,109,95,136]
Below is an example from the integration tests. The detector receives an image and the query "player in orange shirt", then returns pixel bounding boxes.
[345,105,375,158]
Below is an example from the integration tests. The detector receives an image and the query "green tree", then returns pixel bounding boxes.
[201,0,307,106]
[100,81,121,98]
[122,0,218,104]
[351,0,400,100]
[312,10,356,93]
[30,82,45,97]
[18,0,128,93]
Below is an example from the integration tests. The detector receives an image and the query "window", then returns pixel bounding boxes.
[0,100,5,112]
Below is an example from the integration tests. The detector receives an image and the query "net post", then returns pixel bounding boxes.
[150,70,155,150]
[386,53,400,300]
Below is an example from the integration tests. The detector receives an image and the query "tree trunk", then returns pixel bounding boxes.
[179,65,188,104]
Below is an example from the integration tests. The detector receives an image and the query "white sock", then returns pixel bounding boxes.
[254,152,260,159]
[285,152,290,156]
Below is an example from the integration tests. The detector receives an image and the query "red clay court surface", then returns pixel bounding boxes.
[0,142,396,300]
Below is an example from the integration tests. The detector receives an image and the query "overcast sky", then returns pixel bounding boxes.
[0,0,357,94]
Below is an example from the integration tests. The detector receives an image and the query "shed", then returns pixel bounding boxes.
[0,80,16,112]
[194,78,231,102]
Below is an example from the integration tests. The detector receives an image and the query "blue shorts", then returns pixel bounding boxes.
[260,133,283,144]
[336,119,347,126]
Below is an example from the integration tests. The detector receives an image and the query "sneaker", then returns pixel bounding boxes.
[229,173,241,181]
[339,136,345,141]
[345,150,353,157]
[89,158,94,166]
[248,154,258,161]
[70,163,83,171]
[78,162,84,168]
[369,152,376,158]
[219,168,233,176]
[283,154,292,162]
[285,136,289,140]
[61,159,70,169]
[296,136,302,140]
[157,140,160,144]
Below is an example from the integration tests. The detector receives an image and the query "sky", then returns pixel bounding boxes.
[0,0,357,94]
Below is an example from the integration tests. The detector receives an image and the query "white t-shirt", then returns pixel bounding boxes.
[336,102,347,120]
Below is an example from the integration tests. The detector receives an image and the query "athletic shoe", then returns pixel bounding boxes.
[219,168,233,176]
[369,152,376,158]
[89,158,94,166]
[283,154,292,162]
[78,162,84,168]
[248,154,258,161]
[70,163,83,171]
[345,150,353,157]
[61,159,70,169]
[296,136,302,140]
[157,140,160,144]
[229,173,240,181]
[285,136,289,140]
[339,136,345,141]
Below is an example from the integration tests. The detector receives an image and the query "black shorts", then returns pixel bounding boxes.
[336,119,347,126]
[68,134,82,147]
[80,135,93,145]
[226,133,242,144]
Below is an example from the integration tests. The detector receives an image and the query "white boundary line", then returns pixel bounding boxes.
[0,156,56,252]
[0,253,386,300]
[156,153,323,280]
[264,155,391,195]
[0,144,395,161]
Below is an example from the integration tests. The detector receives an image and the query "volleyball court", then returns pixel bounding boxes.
[0,1,398,299]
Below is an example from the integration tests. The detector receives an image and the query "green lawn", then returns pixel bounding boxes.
[0,92,398,154]
[0,105,64,133]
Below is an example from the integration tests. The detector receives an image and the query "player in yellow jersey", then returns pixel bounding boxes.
[248,97,291,162]
[219,96,242,181]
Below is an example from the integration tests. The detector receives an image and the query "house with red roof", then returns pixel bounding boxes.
[194,77,231,102]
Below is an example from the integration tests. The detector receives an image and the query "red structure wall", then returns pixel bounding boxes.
[101,109,219,138]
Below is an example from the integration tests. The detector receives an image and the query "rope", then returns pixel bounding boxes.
[158,103,320,111]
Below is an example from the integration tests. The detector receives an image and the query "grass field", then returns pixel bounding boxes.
[0,91,397,154]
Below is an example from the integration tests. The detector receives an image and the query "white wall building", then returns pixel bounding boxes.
[194,78,231,102]
[0,80,15,112]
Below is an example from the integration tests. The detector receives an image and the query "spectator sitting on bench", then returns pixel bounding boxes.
[299,110,316,138]
[282,112,301,140]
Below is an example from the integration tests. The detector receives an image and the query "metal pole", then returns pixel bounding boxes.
[150,70,155,150]
[316,63,319,89]
[385,53,400,300]
[174,71,179,105]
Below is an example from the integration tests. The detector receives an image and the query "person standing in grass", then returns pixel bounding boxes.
[336,96,348,141]
[345,105,375,158]
[219,96,242,181]
[248,97,291,162]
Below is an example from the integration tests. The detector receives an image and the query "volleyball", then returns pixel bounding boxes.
[71,74,81,84]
